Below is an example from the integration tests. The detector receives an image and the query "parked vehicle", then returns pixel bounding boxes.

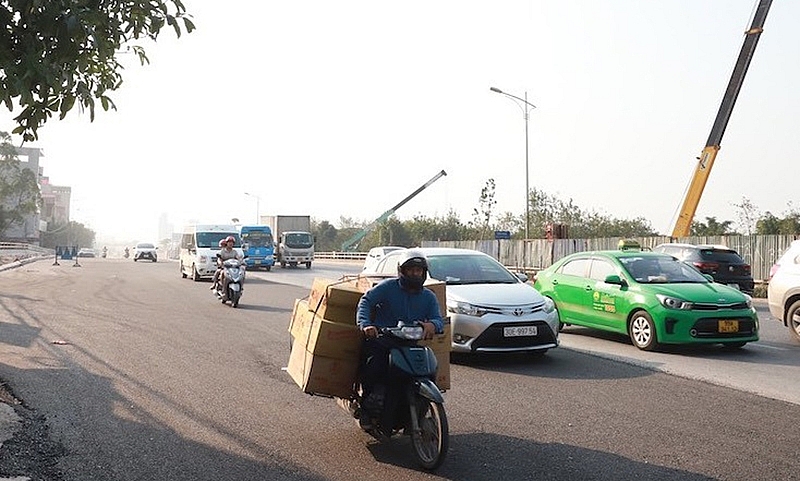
[366,247,559,355]
[179,224,242,281]
[263,215,314,269]
[133,242,158,262]
[77,248,96,258]
[652,243,754,294]
[239,225,274,271]
[767,240,800,342]
[533,247,758,351]
[212,257,246,308]
[362,246,405,272]
[336,322,448,470]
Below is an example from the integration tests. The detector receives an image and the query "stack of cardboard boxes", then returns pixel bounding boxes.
[287,276,451,399]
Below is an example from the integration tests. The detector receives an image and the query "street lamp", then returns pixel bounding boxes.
[244,192,261,224]
[490,86,536,240]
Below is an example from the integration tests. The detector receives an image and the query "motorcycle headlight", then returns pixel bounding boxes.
[656,294,693,310]
[447,300,487,317]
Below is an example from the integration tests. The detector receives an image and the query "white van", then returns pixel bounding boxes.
[179,224,243,281]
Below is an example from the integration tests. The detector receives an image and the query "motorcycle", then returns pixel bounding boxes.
[101,247,108,258]
[336,322,449,470]
[212,257,246,308]
[123,247,130,259]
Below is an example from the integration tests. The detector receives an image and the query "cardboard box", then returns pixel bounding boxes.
[420,322,451,390]
[290,298,363,361]
[287,340,359,399]
[307,278,364,324]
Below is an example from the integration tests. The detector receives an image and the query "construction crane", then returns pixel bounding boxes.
[340,169,447,251]
[671,0,772,238]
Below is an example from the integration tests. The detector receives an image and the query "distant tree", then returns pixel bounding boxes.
[732,196,760,235]
[756,203,800,235]
[0,132,41,238]
[470,178,496,240]
[691,216,734,236]
[311,219,338,251]
[40,220,95,249]
[1,1,195,141]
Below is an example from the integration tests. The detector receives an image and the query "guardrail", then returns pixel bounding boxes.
[315,251,368,261]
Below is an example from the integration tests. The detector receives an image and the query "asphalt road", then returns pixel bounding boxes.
[0,258,798,480]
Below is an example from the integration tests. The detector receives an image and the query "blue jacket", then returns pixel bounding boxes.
[356,278,444,333]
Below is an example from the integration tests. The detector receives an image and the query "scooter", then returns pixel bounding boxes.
[101,247,108,258]
[212,258,246,308]
[336,322,449,470]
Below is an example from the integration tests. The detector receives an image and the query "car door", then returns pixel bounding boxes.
[550,257,593,325]
[587,257,627,330]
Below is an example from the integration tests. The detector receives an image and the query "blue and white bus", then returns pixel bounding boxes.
[240,225,275,271]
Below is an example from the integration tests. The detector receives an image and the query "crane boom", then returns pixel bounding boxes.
[341,170,447,251]
[671,0,772,238]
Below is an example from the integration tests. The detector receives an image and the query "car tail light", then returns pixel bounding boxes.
[743,264,751,274]
[769,263,780,280]
[693,261,719,273]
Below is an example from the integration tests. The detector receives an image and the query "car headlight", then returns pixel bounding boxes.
[447,300,488,317]
[542,296,556,314]
[743,293,753,309]
[656,294,693,310]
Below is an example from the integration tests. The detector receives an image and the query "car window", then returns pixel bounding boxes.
[136,243,155,249]
[620,256,708,284]
[427,254,518,285]
[698,249,743,263]
[589,258,617,281]
[375,251,403,275]
[559,258,590,277]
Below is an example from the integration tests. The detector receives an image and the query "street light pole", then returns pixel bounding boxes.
[244,192,261,224]
[490,86,536,240]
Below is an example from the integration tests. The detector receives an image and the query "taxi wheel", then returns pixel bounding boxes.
[629,310,659,351]
[787,300,800,342]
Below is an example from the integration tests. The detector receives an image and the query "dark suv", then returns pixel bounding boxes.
[653,243,754,294]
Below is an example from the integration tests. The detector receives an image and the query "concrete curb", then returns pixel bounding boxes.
[0,255,50,273]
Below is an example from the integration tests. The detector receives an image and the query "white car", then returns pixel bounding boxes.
[367,247,559,355]
[133,242,158,262]
[767,240,800,342]
[362,246,406,272]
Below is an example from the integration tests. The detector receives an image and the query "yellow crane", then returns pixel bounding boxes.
[672,0,772,237]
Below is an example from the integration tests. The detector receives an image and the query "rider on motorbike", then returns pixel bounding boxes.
[355,249,444,432]
[211,236,245,292]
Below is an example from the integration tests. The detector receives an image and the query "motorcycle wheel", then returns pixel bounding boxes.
[410,396,448,470]
[231,289,241,308]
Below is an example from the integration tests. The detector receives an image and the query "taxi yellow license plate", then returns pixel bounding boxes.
[718,320,739,333]
[504,326,537,337]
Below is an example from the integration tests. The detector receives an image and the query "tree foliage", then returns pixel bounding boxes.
[690,216,734,236]
[0,131,40,237]
[39,220,95,249]
[0,0,195,141]
[756,203,800,235]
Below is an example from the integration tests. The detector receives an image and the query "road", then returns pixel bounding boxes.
[0,258,798,480]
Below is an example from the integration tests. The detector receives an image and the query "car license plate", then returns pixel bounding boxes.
[254,260,261,265]
[718,320,739,333]
[504,326,537,337]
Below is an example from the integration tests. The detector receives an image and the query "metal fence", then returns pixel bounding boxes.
[422,235,799,282]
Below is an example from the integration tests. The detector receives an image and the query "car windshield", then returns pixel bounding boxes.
[285,232,313,249]
[620,256,709,284]
[136,243,154,249]
[197,232,240,248]
[242,231,273,248]
[427,254,519,285]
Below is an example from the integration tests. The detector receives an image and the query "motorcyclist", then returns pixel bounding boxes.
[101,246,108,258]
[123,247,130,259]
[355,249,444,431]
[210,236,245,292]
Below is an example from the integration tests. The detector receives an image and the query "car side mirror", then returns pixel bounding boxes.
[604,274,627,286]
[515,272,529,283]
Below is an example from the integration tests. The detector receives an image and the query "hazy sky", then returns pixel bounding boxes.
[4,0,798,242]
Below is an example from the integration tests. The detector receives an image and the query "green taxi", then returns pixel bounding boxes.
[533,246,759,351]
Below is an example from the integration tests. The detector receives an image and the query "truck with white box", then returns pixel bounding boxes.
[261,215,314,269]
